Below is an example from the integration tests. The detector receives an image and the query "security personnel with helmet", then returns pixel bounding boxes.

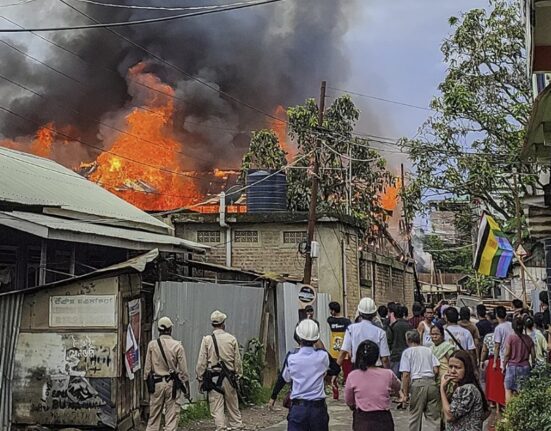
[282,319,340,431]
[144,316,189,431]
[337,297,391,368]
[196,310,243,431]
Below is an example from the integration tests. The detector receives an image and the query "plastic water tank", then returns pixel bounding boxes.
[246,170,287,213]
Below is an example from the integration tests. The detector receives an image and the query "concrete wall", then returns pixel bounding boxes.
[175,219,416,320]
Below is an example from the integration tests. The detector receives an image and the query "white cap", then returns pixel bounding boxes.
[358,297,377,315]
[296,319,320,342]
[158,316,173,330]
[211,310,227,325]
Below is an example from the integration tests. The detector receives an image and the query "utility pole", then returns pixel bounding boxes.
[401,163,422,302]
[303,80,326,285]
[513,171,528,305]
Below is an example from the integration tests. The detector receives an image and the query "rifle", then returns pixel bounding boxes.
[157,339,192,402]
[211,333,244,403]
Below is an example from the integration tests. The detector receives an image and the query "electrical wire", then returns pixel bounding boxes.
[0,0,287,32]
[328,86,435,112]
[0,0,36,7]
[319,139,377,163]
[68,0,268,12]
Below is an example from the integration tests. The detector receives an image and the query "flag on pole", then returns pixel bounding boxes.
[473,213,514,278]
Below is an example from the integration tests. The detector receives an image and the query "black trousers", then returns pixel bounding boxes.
[287,401,329,431]
[352,409,394,431]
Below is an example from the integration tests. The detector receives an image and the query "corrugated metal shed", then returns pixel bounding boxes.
[0,211,207,252]
[0,293,23,431]
[0,147,169,234]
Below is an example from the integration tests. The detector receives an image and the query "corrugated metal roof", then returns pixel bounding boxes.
[0,147,170,233]
[0,211,208,252]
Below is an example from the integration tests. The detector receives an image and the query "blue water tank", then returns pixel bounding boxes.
[246,170,287,213]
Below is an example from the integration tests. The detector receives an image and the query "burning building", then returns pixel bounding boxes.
[0,1,358,211]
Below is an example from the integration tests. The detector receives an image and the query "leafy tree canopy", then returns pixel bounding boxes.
[240,95,394,229]
[400,0,543,225]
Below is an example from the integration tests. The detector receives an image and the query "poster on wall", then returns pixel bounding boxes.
[49,295,117,327]
[124,299,141,379]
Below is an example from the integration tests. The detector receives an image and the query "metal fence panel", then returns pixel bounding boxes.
[0,293,23,431]
[153,281,265,399]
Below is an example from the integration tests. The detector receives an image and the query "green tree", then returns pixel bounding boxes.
[400,0,543,224]
[240,129,287,181]
[239,96,393,228]
[285,96,393,225]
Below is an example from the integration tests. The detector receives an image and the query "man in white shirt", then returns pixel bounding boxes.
[399,330,440,431]
[337,297,390,368]
[444,307,477,366]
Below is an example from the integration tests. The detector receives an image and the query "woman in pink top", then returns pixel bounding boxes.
[345,340,401,431]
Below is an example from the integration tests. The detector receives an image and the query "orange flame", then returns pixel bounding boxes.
[88,63,201,211]
[271,105,296,161]
[379,178,401,212]
[30,123,55,157]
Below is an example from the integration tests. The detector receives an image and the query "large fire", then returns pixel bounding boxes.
[87,63,203,211]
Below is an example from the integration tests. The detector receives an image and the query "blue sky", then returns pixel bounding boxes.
[339,0,485,152]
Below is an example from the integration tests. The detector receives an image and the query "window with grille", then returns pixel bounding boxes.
[283,231,308,244]
[234,231,258,243]
[197,230,221,243]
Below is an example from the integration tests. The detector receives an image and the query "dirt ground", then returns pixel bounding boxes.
[179,404,287,431]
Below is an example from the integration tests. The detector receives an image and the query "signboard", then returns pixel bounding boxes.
[297,284,316,305]
[49,295,117,328]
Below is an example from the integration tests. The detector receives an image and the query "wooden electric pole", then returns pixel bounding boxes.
[303,80,326,285]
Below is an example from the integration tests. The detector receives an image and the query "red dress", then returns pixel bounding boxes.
[486,357,506,406]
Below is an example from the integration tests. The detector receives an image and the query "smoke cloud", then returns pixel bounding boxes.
[0,0,359,169]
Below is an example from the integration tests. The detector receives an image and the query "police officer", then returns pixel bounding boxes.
[144,316,189,431]
[196,310,243,431]
[337,297,391,368]
[283,319,340,431]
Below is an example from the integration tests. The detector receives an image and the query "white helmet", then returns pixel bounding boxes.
[358,297,377,315]
[296,319,320,342]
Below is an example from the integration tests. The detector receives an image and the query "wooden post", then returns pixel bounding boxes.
[304,81,326,285]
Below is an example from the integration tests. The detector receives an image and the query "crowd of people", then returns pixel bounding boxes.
[275,292,551,431]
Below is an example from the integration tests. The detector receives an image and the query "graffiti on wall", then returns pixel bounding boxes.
[65,334,115,376]
[40,374,106,410]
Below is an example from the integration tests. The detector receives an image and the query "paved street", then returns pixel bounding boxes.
[262,398,426,431]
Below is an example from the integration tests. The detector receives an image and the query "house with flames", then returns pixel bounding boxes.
[0,147,210,430]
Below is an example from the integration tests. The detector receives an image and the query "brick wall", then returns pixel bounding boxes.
[360,252,415,311]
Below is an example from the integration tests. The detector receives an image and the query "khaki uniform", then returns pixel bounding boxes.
[196,329,243,431]
[144,334,189,431]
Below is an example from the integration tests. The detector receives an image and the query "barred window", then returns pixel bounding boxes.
[283,231,308,244]
[234,231,258,243]
[197,230,221,243]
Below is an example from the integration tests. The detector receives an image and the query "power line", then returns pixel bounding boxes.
[328,86,435,112]
[68,0,266,12]
[0,0,287,32]
[0,0,36,7]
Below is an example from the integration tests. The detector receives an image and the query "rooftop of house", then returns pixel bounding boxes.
[168,210,364,229]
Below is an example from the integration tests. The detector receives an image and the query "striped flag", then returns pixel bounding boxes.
[473,213,514,278]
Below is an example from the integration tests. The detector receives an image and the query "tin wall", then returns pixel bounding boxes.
[0,293,24,431]
[154,281,265,399]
